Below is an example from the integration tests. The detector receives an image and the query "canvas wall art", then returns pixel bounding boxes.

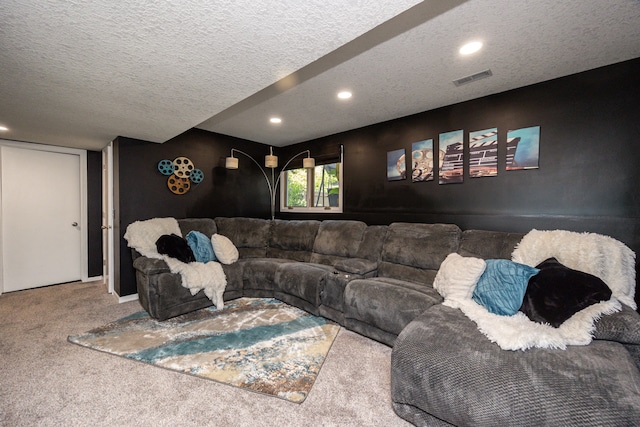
[469,128,498,178]
[387,148,406,181]
[438,130,464,184]
[411,139,435,182]
[506,126,540,170]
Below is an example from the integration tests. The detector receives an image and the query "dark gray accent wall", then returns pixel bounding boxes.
[112,58,640,305]
[87,150,103,278]
[114,129,271,296]
[279,58,640,307]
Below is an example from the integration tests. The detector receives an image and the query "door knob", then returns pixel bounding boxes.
[72,222,78,227]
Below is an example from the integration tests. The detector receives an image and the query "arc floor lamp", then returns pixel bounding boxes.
[225,147,315,220]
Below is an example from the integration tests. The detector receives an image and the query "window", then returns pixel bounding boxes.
[280,162,342,213]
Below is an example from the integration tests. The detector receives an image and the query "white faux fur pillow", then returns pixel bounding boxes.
[433,253,486,308]
[211,234,239,264]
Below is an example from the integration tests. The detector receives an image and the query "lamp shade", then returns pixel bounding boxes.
[265,154,278,168]
[303,157,315,168]
[225,156,239,169]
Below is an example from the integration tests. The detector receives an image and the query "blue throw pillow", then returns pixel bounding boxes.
[185,231,217,263]
[472,259,539,316]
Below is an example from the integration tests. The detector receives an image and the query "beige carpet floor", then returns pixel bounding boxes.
[0,280,411,427]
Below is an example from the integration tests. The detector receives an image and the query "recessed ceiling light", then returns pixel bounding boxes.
[337,91,352,99]
[270,117,282,124]
[459,41,483,55]
[0,125,8,131]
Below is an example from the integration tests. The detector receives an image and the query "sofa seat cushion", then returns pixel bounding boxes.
[275,263,335,306]
[334,258,378,276]
[377,261,438,286]
[392,304,640,426]
[241,258,297,291]
[344,277,443,337]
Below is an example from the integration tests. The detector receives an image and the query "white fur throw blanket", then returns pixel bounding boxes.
[124,218,226,309]
[434,230,636,351]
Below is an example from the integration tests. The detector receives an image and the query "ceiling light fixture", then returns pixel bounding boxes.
[0,125,8,131]
[337,91,352,99]
[459,41,483,55]
[270,117,282,124]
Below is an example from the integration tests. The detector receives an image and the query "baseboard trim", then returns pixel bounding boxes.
[117,293,139,304]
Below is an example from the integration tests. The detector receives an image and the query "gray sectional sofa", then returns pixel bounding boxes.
[131,217,640,426]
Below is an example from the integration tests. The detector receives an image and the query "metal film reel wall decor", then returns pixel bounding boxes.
[157,157,204,195]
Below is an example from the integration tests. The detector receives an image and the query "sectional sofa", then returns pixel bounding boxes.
[130,217,640,426]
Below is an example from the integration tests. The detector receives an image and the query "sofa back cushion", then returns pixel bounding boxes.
[355,225,388,261]
[214,217,270,258]
[458,229,525,260]
[310,220,367,265]
[267,220,320,262]
[378,223,461,283]
[178,218,217,238]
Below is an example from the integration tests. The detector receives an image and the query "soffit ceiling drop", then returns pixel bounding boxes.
[0,0,421,150]
[200,0,640,146]
[1,0,639,151]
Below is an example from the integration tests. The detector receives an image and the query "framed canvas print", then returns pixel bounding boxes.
[469,128,498,178]
[438,130,464,184]
[411,139,435,182]
[506,126,540,170]
[387,148,406,181]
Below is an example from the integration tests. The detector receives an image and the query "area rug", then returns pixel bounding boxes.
[68,297,340,403]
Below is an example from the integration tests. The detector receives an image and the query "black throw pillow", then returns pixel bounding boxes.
[519,258,612,328]
[156,234,195,263]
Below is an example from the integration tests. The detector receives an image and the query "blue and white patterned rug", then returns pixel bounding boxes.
[68,298,340,403]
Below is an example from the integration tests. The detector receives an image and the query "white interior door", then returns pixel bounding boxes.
[1,145,82,292]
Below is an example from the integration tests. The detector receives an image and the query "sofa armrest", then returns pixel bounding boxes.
[334,258,378,276]
[132,256,170,275]
[593,304,640,345]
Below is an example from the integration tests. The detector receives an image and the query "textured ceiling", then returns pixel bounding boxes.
[1,0,639,151]
[201,0,640,146]
[0,0,421,150]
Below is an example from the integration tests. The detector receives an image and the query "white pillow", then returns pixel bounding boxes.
[433,253,486,307]
[210,234,239,264]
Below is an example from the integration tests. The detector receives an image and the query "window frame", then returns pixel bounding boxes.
[279,160,343,214]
